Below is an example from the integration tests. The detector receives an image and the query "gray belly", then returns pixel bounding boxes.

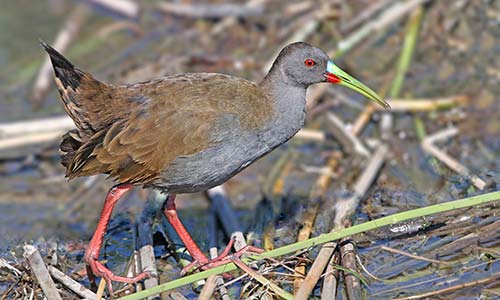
[149,130,274,194]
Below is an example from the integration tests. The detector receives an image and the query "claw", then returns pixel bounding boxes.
[86,257,151,297]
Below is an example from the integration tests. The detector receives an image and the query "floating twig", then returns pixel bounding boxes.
[351,105,376,136]
[294,243,337,300]
[422,127,486,190]
[262,2,331,73]
[198,274,218,300]
[0,131,62,151]
[23,245,62,300]
[198,205,232,300]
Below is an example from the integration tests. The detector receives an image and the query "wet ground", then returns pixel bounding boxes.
[0,0,499,299]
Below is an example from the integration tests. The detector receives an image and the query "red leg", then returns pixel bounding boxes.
[163,194,209,272]
[163,194,264,274]
[84,183,151,296]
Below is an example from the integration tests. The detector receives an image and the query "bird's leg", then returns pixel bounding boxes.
[163,194,264,275]
[84,183,151,297]
[163,194,210,273]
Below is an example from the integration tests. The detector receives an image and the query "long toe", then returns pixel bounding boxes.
[87,259,152,297]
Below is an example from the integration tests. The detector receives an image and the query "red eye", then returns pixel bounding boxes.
[304,59,316,67]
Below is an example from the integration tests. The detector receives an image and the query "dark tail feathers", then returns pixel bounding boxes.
[40,41,83,91]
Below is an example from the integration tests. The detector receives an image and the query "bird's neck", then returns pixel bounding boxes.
[260,74,307,142]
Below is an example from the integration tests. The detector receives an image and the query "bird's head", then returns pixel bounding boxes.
[272,42,390,108]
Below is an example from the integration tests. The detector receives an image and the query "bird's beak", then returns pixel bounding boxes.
[324,60,390,108]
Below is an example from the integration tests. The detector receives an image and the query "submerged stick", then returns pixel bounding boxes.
[23,245,62,300]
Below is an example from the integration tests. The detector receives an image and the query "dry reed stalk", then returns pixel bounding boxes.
[294,129,326,142]
[320,249,340,300]
[48,266,97,299]
[23,245,62,300]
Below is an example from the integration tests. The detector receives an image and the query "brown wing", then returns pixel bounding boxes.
[67,73,272,184]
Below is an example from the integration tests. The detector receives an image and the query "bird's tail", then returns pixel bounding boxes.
[40,41,85,93]
[40,41,115,135]
[41,41,108,174]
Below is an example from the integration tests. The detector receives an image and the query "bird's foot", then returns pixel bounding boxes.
[181,239,264,275]
[86,257,153,298]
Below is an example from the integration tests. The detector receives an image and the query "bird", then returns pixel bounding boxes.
[42,41,388,295]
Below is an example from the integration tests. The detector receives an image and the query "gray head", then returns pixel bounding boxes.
[268,42,329,88]
[265,42,390,108]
